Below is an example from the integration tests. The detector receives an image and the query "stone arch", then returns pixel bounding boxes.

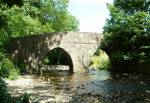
[43,47,74,72]
[7,32,101,73]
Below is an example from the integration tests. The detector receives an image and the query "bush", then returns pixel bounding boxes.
[90,50,111,70]
[0,78,31,103]
[0,52,19,79]
[0,78,11,103]
[8,68,20,80]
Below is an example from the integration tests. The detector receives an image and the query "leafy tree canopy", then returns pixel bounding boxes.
[102,0,150,69]
[0,0,79,38]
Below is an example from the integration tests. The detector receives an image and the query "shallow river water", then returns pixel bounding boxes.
[6,70,150,103]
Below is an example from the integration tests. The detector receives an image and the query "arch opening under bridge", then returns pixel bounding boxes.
[43,47,73,72]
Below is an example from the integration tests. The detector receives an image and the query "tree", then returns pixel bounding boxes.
[101,0,150,71]
[36,0,79,32]
[0,0,23,7]
[0,0,79,78]
[0,0,79,38]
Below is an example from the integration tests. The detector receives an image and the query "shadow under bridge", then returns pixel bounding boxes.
[42,47,73,73]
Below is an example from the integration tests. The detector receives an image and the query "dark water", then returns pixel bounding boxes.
[7,70,150,103]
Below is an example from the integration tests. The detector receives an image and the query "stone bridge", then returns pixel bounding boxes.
[7,32,101,73]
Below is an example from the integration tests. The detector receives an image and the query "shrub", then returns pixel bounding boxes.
[0,52,19,79]
[0,78,11,103]
[0,78,31,103]
[90,50,111,70]
[8,68,20,80]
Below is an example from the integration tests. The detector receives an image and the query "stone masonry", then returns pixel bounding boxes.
[7,32,101,73]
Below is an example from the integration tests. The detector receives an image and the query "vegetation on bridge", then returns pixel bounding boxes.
[101,0,150,72]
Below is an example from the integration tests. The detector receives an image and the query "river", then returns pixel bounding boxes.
[6,69,150,103]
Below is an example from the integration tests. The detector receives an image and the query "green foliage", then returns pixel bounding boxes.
[0,0,79,38]
[0,52,19,80]
[37,0,79,32]
[0,0,79,78]
[102,0,150,69]
[43,58,49,65]
[8,68,20,80]
[17,92,31,103]
[1,1,78,102]
[0,78,30,103]
[14,59,26,73]
[0,78,11,103]
[90,50,111,70]
[114,0,150,14]
[0,0,23,7]
[2,5,53,37]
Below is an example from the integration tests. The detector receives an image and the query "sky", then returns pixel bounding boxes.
[68,0,113,33]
